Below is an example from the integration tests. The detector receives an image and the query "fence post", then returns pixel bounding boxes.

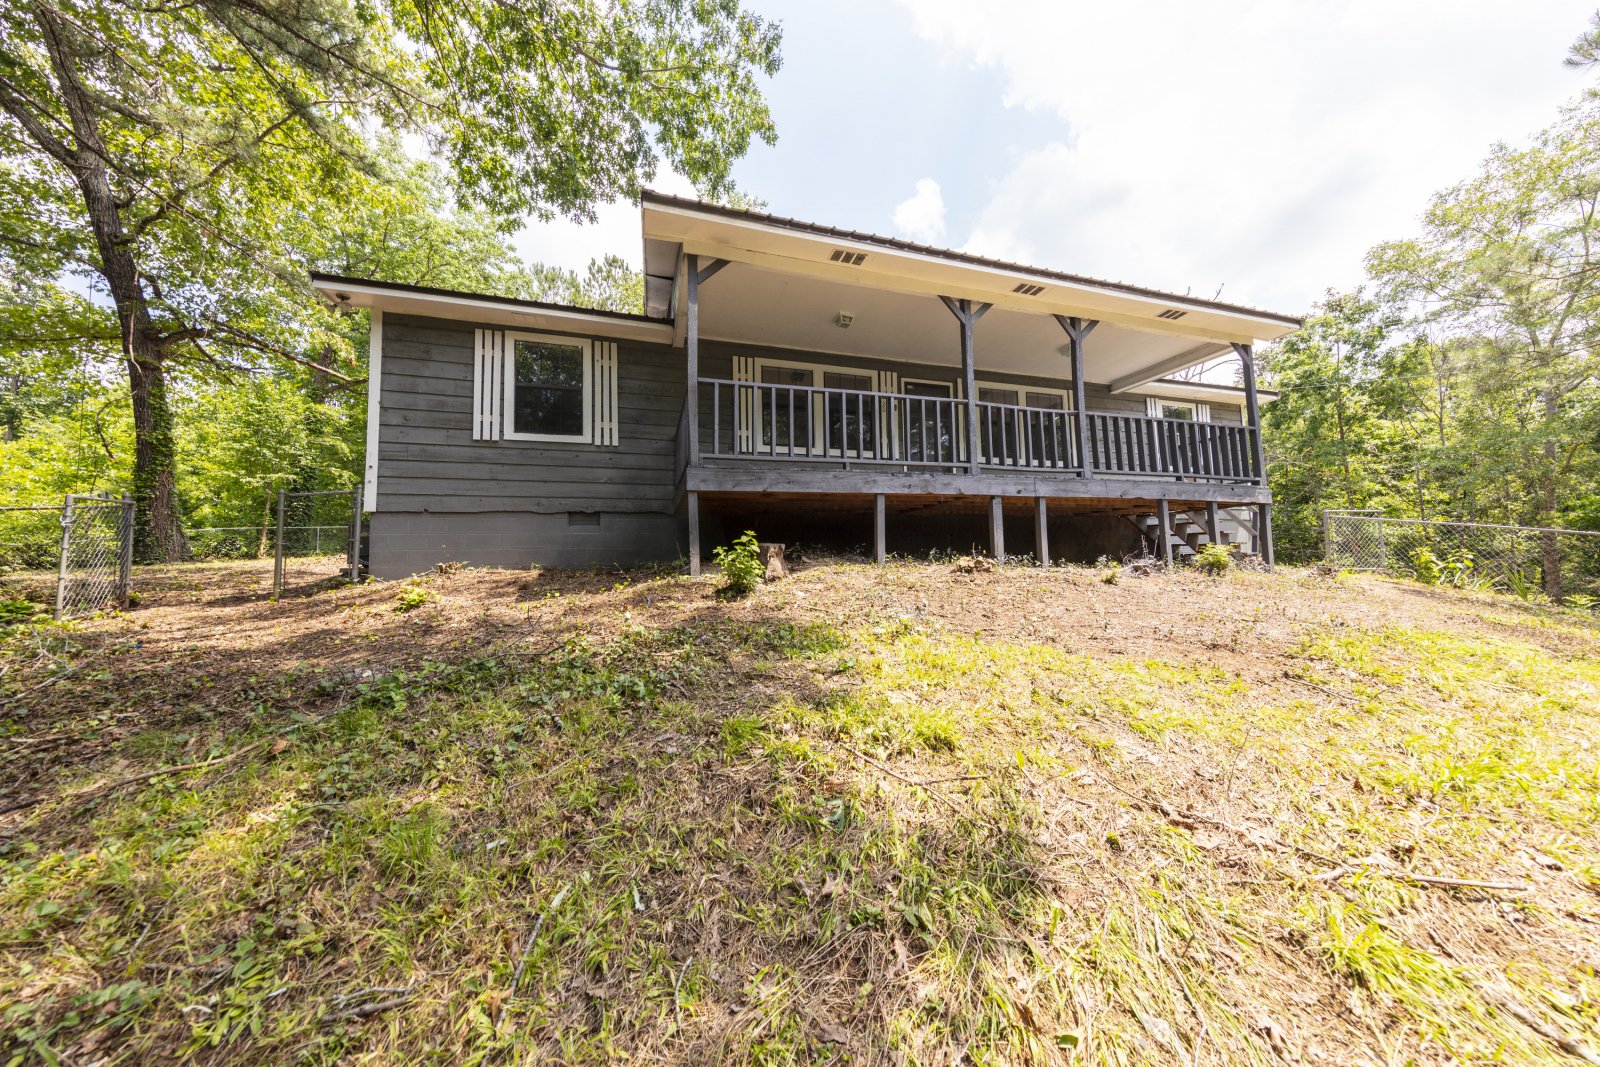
[1321,510,1332,562]
[1377,519,1388,573]
[273,488,286,599]
[348,484,363,579]
[53,495,75,621]
[118,495,134,605]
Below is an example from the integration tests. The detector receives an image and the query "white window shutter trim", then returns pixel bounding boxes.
[1196,402,1212,423]
[472,329,484,440]
[594,342,619,445]
[1146,397,1161,418]
[734,355,755,452]
[474,329,506,440]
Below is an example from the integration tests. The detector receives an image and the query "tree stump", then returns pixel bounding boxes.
[759,542,788,581]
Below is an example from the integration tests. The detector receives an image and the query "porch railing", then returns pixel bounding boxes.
[696,378,1260,483]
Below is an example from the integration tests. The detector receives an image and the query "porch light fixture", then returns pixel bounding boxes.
[835,312,854,329]
[333,292,355,316]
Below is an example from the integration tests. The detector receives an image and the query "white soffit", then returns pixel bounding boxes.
[696,262,1230,383]
[311,277,675,345]
[642,197,1301,346]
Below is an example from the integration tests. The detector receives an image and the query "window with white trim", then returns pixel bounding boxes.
[472,329,618,445]
[1146,397,1211,422]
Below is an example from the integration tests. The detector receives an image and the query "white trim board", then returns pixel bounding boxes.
[363,309,383,510]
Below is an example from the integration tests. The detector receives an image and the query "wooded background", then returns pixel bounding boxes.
[3,2,1598,572]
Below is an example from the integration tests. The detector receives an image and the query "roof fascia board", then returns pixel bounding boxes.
[648,199,1298,340]
[1138,379,1280,405]
[312,279,674,344]
[1107,343,1234,393]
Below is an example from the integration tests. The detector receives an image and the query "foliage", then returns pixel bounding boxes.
[712,530,764,598]
[0,599,40,627]
[393,584,431,613]
[1099,558,1122,585]
[1192,542,1233,576]
[0,0,780,558]
[1411,546,1442,585]
[1263,98,1600,585]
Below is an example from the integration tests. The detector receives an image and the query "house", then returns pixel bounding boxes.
[312,193,1297,580]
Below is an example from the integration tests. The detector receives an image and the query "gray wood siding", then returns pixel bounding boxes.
[376,314,685,514]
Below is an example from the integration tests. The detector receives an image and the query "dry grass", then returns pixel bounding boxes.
[1,556,1599,1065]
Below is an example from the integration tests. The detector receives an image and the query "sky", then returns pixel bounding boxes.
[511,0,1597,317]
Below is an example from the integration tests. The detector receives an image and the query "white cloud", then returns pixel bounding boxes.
[891,0,1588,312]
[892,178,947,243]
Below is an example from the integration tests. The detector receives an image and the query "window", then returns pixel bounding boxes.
[1146,397,1212,422]
[747,358,881,456]
[509,336,590,441]
[976,382,1074,468]
[472,330,617,445]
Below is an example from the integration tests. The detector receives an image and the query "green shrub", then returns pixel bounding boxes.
[712,530,763,598]
[394,584,431,613]
[0,599,41,627]
[1411,546,1442,585]
[1192,542,1232,576]
[1099,561,1121,585]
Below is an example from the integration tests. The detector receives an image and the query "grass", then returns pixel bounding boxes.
[1,558,1599,1064]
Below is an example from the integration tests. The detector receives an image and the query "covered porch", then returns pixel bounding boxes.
[641,192,1298,574]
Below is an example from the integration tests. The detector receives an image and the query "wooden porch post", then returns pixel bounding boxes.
[940,297,991,476]
[874,493,887,565]
[686,255,700,465]
[990,496,1005,562]
[1055,316,1099,476]
[1156,498,1173,565]
[1260,501,1276,570]
[1206,500,1221,548]
[684,256,729,467]
[1232,342,1267,486]
[687,490,701,576]
[1035,496,1049,567]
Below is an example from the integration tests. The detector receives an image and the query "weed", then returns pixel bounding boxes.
[1192,542,1232,576]
[394,583,431,613]
[712,530,763,598]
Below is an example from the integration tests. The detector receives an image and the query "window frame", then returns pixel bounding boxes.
[749,356,882,456]
[501,331,595,444]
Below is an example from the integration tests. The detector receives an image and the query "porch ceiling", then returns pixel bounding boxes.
[695,261,1231,384]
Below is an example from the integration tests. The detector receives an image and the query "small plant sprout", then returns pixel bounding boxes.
[1098,557,1122,585]
[1192,542,1232,576]
[394,583,431,613]
[712,530,764,598]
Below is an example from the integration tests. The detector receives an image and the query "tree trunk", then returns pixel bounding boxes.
[127,348,184,562]
[34,5,184,561]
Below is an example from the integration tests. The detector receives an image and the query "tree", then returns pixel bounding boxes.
[532,254,646,314]
[0,0,780,560]
[1368,102,1600,596]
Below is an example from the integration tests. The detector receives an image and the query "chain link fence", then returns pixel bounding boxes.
[1324,510,1600,606]
[273,488,363,598]
[0,494,132,619]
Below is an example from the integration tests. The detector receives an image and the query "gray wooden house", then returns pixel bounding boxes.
[313,193,1297,580]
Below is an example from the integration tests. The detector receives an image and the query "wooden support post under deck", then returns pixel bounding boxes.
[874,493,886,565]
[990,496,1005,562]
[1156,498,1173,565]
[687,490,701,577]
[1206,500,1221,548]
[1260,502,1276,570]
[1035,497,1049,566]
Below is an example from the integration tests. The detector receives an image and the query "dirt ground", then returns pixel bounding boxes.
[3,556,1599,1065]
